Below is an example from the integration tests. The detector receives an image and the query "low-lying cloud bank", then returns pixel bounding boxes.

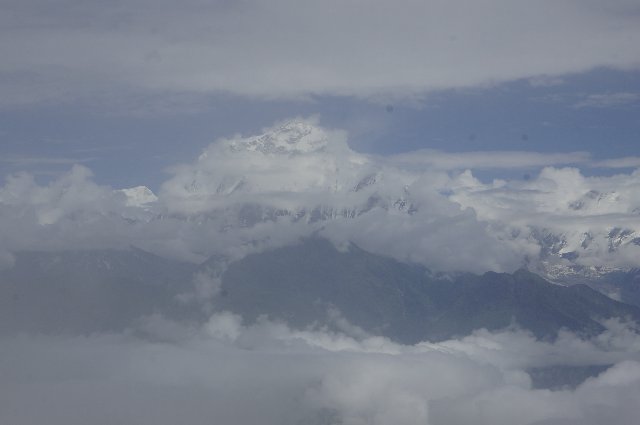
[2,314,640,425]
[1,119,639,274]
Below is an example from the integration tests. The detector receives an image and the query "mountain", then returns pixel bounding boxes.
[566,268,640,308]
[0,247,196,336]
[3,237,639,345]
[6,121,637,293]
[118,186,159,207]
[213,238,640,343]
[157,120,640,282]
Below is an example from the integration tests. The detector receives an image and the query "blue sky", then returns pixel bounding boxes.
[1,0,639,190]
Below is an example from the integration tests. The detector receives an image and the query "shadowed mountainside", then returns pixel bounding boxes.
[2,238,639,345]
[0,248,197,335]
[216,238,640,343]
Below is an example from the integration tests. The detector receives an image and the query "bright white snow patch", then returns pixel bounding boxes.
[119,186,158,207]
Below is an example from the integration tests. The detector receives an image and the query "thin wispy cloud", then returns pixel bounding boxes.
[592,156,640,168]
[386,150,592,171]
[574,92,640,108]
[0,155,96,166]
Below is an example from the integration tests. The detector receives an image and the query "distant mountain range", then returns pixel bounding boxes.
[2,238,639,344]
[0,248,196,335]
[214,238,640,343]
[127,121,640,286]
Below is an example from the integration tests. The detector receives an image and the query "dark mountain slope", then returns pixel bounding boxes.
[215,238,640,343]
[0,248,196,335]
[3,238,638,344]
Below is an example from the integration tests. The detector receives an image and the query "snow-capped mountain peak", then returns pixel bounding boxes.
[161,120,372,213]
[119,186,158,207]
[227,121,332,155]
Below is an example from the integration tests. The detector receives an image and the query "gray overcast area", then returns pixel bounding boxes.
[2,1,640,424]
[1,0,640,103]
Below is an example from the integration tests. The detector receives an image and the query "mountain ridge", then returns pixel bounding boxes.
[2,239,639,344]
[214,238,640,343]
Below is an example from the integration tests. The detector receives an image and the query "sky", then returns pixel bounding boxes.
[1,0,640,189]
[1,0,640,272]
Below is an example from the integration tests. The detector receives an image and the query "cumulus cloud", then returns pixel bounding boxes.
[1,0,640,107]
[1,118,640,274]
[158,119,546,272]
[450,167,640,270]
[160,117,364,215]
[157,119,640,272]
[0,165,137,252]
[1,313,640,425]
[0,165,118,225]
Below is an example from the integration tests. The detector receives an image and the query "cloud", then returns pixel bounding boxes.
[0,165,168,256]
[592,156,640,169]
[0,155,96,167]
[1,119,640,274]
[0,164,119,226]
[158,119,543,272]
[450,166,640,269]
[387,150,592,171]
[527,76,565,87]
[574,92,640,108]
[157,119,640,272]
[1,0,640,107]
[1,314,640,425]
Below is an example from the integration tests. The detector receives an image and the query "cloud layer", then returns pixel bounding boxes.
[2,314,640,425]
[1,118,640,275]
[2,0,640,106]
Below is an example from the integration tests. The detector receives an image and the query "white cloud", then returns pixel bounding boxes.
[592,156,640,169]
[1,119,640,273]
[1,0,639,106]
[0,155,95,167]
[158,119,640,272]
[574,92,640,108]
[0,165,119,225]
[450,166,640,269]
[1,314,640,425]
[387,150,592,171]
[158,119,542,272]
